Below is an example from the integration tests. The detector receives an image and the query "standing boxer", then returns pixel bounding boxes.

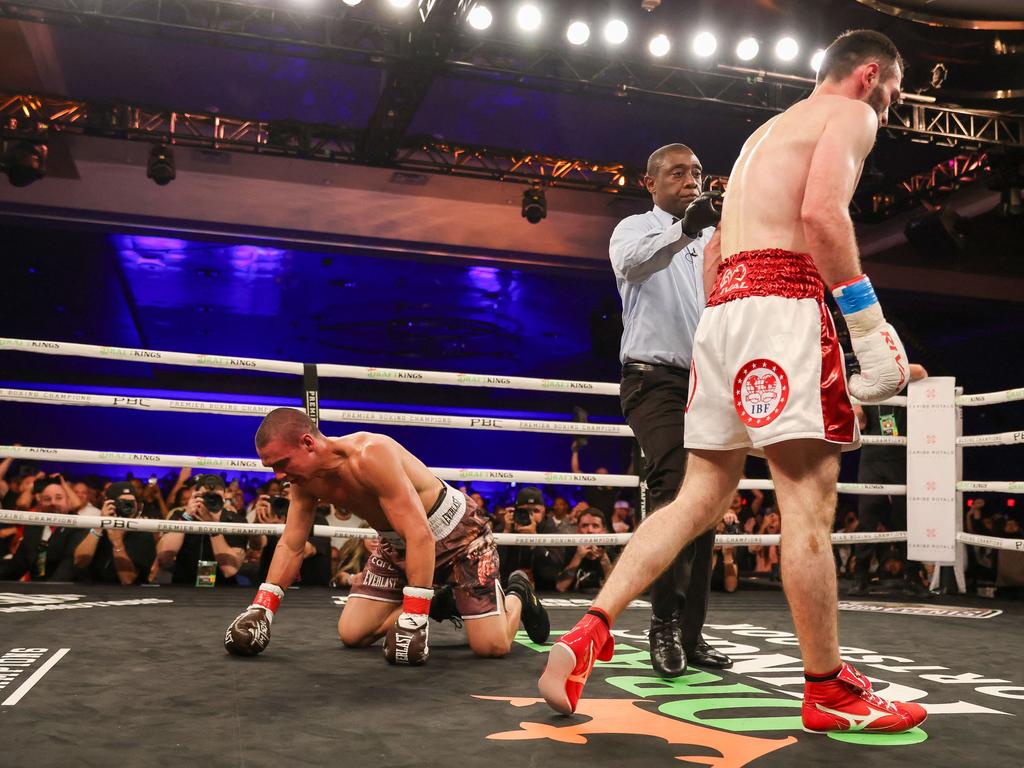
[540,29,928,735]
[224,409,549,663]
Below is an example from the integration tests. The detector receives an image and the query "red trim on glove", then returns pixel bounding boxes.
[403,593,432,616]
[253,588,281,615]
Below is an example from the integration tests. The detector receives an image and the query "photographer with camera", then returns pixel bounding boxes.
[72,481,156,584]
[497,487,562,590]
[556,509,616,593]
[253,486,332,586]
[156,474,247,585]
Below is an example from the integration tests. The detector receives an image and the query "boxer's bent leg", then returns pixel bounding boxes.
[592,448,746,623]
[764,438,841,674]
[338,597,402,647]
[463,605,517,658]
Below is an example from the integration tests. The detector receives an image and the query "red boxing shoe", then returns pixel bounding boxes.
[538,609,615,715]
[802,662,928,734]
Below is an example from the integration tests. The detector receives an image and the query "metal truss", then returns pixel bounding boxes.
[0,92,653,195]
[867,151,992,216]
[3,0,1022,152]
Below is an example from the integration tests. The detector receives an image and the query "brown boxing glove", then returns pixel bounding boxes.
[384,586,434,666]
[224,583,283,657]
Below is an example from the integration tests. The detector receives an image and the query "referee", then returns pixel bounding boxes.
[609,143,731,677]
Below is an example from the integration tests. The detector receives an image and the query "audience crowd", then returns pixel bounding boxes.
[0,447,1020,599]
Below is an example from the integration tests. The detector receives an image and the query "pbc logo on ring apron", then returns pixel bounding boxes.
[734,358,789,427]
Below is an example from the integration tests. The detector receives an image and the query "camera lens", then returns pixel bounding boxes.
[270,496,289,517]
[115,499,137,517]
[514,507,532,527]
[202,492,224,513]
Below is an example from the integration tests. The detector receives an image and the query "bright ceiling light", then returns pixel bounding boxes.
[566,20,590,45]
[387,0,413,8]
[775,36,799,61]
[736,37,759,61]
[342,0,362,6]
[516,3,542,32]
[603,19,629,45]
[810,48,826,73]
[467,4,492,30]
[692,31,717,58]
[648,33,671,58]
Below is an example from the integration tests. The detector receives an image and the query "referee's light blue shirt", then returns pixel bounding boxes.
[609,204,713,370]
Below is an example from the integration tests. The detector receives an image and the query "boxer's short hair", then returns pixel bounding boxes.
[255,407,321,448]
[816,29,903,85]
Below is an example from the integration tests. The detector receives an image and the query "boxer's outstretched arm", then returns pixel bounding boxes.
[265,489,316,588]
[800,99,878,286]
[356,440,436,588]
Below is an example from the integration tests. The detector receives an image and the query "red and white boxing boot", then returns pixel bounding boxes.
[802,662,928,734]
[538,608,615,715]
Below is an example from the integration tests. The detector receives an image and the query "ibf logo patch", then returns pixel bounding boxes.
[734,359,788,427]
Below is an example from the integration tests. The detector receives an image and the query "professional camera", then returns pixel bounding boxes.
[201,492,225,514]
[270,496,290,518]
[514,507,533,527]
[723,521,742,535]
[114,498,139,517]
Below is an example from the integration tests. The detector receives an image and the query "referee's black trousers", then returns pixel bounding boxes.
[621,364,714,654]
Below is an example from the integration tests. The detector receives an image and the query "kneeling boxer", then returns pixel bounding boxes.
[225,408,550,664]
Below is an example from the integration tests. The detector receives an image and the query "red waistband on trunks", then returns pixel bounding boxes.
[706,249,824,306]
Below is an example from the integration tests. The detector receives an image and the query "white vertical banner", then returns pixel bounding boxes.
[907,377,958,563]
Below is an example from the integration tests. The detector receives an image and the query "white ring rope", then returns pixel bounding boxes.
[0,337,908,405]
[0,509,915,548]
[0,388,906,445]
[957,481,1024,494]
[0,445,639,488]
[0,445,908,495]
[0,338,620,396]
[957,532,1024,553]
[957,431,1024,447]
[956,388,1024,407]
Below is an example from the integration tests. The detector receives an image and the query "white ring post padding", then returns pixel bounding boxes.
[0,389,910,446]
[1,337,913,405]
[0,509,913,548]
[0,446,639,488]
[956,480,1024,494]
[957,532,1024,553]
[957,431,1024,447]
[0,338,619,396]
[956,388,1024,407]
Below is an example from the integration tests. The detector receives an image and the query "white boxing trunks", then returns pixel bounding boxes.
[684,248,860,451]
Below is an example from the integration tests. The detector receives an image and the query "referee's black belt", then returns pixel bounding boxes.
[622,361,689,375]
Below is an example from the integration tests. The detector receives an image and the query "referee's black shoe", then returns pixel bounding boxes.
[649,613,686,678]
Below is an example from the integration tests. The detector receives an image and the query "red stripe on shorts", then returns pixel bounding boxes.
[818,297,855,442]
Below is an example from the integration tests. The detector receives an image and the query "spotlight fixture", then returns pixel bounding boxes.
[516,3,542,32]
[775,36,799,62]
[810,48,826,73]
[566,20,590,45]
[387,0,413,8]
[603,19,628,45]
[736,37,759,61]
[3,141,47,187]
[467,4,492,30]
[692,31,717,58]
[341,0,362,6]
[648,33,671,57]
[522,183,547,224]
[147,144,176,186]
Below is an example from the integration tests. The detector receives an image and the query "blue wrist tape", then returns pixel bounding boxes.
[832,275,878,315]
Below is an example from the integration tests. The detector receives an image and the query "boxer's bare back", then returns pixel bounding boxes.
[261,431,439,532]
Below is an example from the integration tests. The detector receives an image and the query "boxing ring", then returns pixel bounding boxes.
[1,337,1022,768]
